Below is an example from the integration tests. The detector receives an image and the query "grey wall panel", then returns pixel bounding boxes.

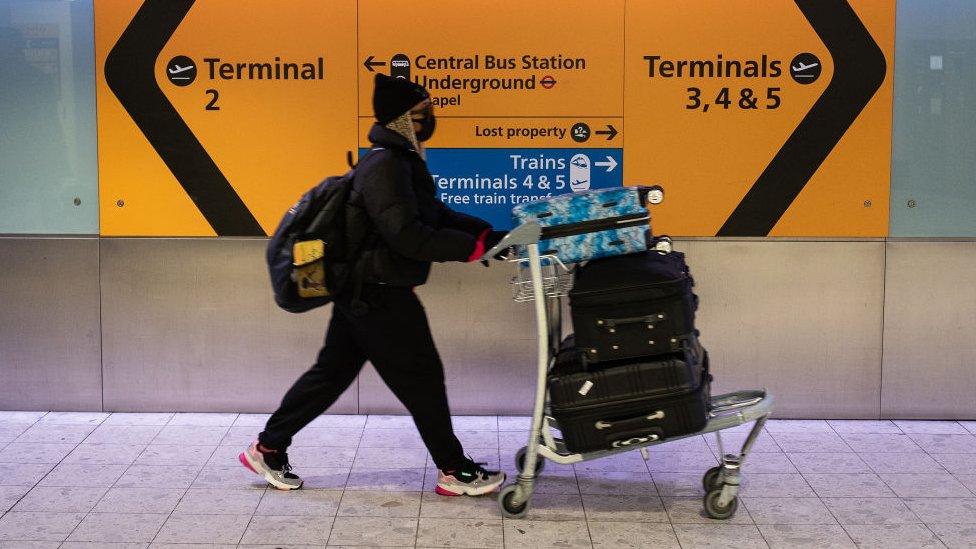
[6,237,970,419]
[99,238,357,413]
[358,262,540,415]
[882,242,976,418]
[0,238,102,410]
[677,241,886,418]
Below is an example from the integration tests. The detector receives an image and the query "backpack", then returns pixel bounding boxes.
[266,150,378,313]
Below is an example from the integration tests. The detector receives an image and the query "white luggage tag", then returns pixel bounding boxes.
[578,380,594,396]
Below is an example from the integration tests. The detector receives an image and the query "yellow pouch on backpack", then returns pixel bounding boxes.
[293,239,329,298]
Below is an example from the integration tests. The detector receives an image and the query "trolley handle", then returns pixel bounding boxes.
[482,222,542,262]
[598,314,667,331]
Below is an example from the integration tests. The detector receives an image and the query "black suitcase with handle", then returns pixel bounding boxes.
[569,250,698,363]
[548,336,710,453]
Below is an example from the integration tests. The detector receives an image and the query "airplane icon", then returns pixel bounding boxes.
[165,56,197,86]
[792,61,819,76]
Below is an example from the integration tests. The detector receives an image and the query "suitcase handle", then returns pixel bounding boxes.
[611,433,660,448]
[594,410,666,430]
[597,314,666,332]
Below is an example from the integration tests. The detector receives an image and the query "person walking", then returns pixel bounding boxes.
[241,74,506,497]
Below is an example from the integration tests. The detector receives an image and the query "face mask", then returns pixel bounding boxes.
[414,109,436,142]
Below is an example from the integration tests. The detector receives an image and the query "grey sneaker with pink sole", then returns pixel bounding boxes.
[240,441,303,490]
[436,458,506,496]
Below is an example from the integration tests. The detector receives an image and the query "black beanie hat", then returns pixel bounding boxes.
[372,73,430,125]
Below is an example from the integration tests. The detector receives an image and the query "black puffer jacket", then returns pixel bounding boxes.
[347,124,490,287]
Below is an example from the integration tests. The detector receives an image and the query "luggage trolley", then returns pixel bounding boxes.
[482,220,774,520]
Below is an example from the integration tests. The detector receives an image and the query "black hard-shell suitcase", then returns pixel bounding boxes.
[569,250,698,363]
[548,338,710,453]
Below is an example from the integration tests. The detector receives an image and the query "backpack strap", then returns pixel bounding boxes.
[347,146,386,170]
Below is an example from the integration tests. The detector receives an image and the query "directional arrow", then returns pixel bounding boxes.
[363,55,386,72]
[595,124,618,141]
[594,156,618,172]
[104,0,264,236]
[717,0,887,236]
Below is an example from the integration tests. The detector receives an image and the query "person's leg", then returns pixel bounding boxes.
[344,287,464,470]
[345,287,506,495]
[244,309,366,489]
[259,310,367,450]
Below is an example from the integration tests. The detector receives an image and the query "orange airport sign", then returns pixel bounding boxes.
[96,0,357,236]
[95,0,895,237]
[625,0,895,236]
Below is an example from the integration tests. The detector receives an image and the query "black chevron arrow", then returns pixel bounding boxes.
[104,0,265,236]
[716,0,886,236]
[595,124,618,140]
[363,55,386,72]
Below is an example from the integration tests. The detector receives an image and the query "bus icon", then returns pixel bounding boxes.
[391,53,410,80]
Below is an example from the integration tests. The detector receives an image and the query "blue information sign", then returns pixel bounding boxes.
[361,148,623,229]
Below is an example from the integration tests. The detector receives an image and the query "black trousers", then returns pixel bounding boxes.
[259,285,465,471]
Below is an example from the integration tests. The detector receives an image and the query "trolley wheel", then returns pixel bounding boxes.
[703,488,738,520]
[515,447,545,475]
[498,484,529,519]
[702,466,724,492]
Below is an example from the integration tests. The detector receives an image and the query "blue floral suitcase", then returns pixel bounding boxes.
[511,187,655,264]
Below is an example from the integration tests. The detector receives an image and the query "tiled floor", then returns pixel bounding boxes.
[1,413,975,548]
